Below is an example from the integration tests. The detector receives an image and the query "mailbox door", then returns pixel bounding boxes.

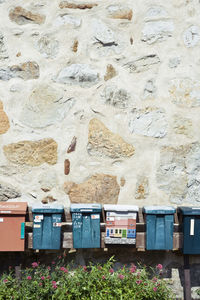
[33,213,62,249]
[72,213,83,248]
[0,215,25,251]
[90,214,100,248]
[183,216,200,254]
[146,214,174,250]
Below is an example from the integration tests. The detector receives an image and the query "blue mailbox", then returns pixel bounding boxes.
[32,204,64,250]
[143,206,175,250]
[71,204,102,248]
[179,207,200,254]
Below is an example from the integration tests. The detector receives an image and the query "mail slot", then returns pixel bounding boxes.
[0,202,27,251]
[179,207,200,254]
[71,204,102,248]
[143,206,175,250]
[104,205,138,245]
[32,204,64,250]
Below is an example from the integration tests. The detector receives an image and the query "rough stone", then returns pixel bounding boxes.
[41,195,56,204]
[135,176,149,199]
[124,54,160,73]
[0,101,10,135]
[72,39,78,52]
[87,118,134,158]
[143,79,156,99]
[104,64,117,81]
[107,5,133,20]
[67,136,77,153]
[183,26,200,48]
[168,57,180,68]
[0,62,40,81]
[9,6,45,25]
[156,143,200,204]
[142,20,174,44]
[54,14,82,28]
[20,84,75,128]
[64,173,120,204]
[0,182,21,201]
[101,85,130,109]
[120,177,126,187]
[169,78,200,107]
[36,35,59,58]
[145,6,169,20]
[59,1,98,9]
[129,107,167,138]
[54,64,99,86]
[173,114,193,137]
[39,170,58,192]
[0,33,8,60]
[64,159,70,175]
[3,138,58,166]
[92,19,117,46]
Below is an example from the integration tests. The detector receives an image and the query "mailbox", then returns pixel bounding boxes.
[143,206,175,250]
[0,202,27,251]
[32,204,64,250]
[179,207,200,254]
[104,205,138,245]
[71,204,102,248]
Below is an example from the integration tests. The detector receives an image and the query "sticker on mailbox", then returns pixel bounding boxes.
[0,218,3,222]
[34,224,41,228]
[53,223,61,227]
[91,214,99,219]
[34,215,43,222]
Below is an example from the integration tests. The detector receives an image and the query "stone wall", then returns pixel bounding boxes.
[1,0,200,207]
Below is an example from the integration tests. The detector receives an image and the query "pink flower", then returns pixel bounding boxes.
[32,262,38,268]
[64,269,68,273]
[102,275,106,280]
[60,267,65,271]
[136,280,142,285]
[47,275,50,279]
[47,266,51,270]
[41,276,45,280]
[52,281,56,284]
[83,266,87,271]
[156,264,163,270]
[3,279,8,283]
[109,268,114,274]
[51,261,55,265]
[118,274,124,280]
[58,256,62,259]
[39,282,42,286]
[152,277,158,282]
[27,276,32,280]
[130,266,136,273]
[153,287,157,292]
[52,283,57,289]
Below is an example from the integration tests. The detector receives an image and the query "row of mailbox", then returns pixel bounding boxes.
[0,202,200,254]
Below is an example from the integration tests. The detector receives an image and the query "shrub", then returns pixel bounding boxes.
[0,256,175,300]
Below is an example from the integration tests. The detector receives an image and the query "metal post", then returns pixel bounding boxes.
[183,254,191,300]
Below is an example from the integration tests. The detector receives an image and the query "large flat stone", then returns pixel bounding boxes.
[87,118,134,158]
[20,84,75,128]
[9,6,45,25]
[64,173,120,204]
[129,107,167,138]
[3,138,57,166]
[183,26,200,48]
[106,5,133,20]
[101,85,130,109]
[124,54,160,73]
[54,64,99,87]
[36,35,59,58]
[0,101,9,134]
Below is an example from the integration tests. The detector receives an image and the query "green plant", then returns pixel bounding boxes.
[0,256,175,300]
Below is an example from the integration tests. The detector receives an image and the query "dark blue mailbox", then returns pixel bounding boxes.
[32,204,64,250]
[179,207,200,254]
[143,206,175,250]
[71,204,102,248]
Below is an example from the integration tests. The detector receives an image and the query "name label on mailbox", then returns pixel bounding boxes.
[0,218,3,222]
